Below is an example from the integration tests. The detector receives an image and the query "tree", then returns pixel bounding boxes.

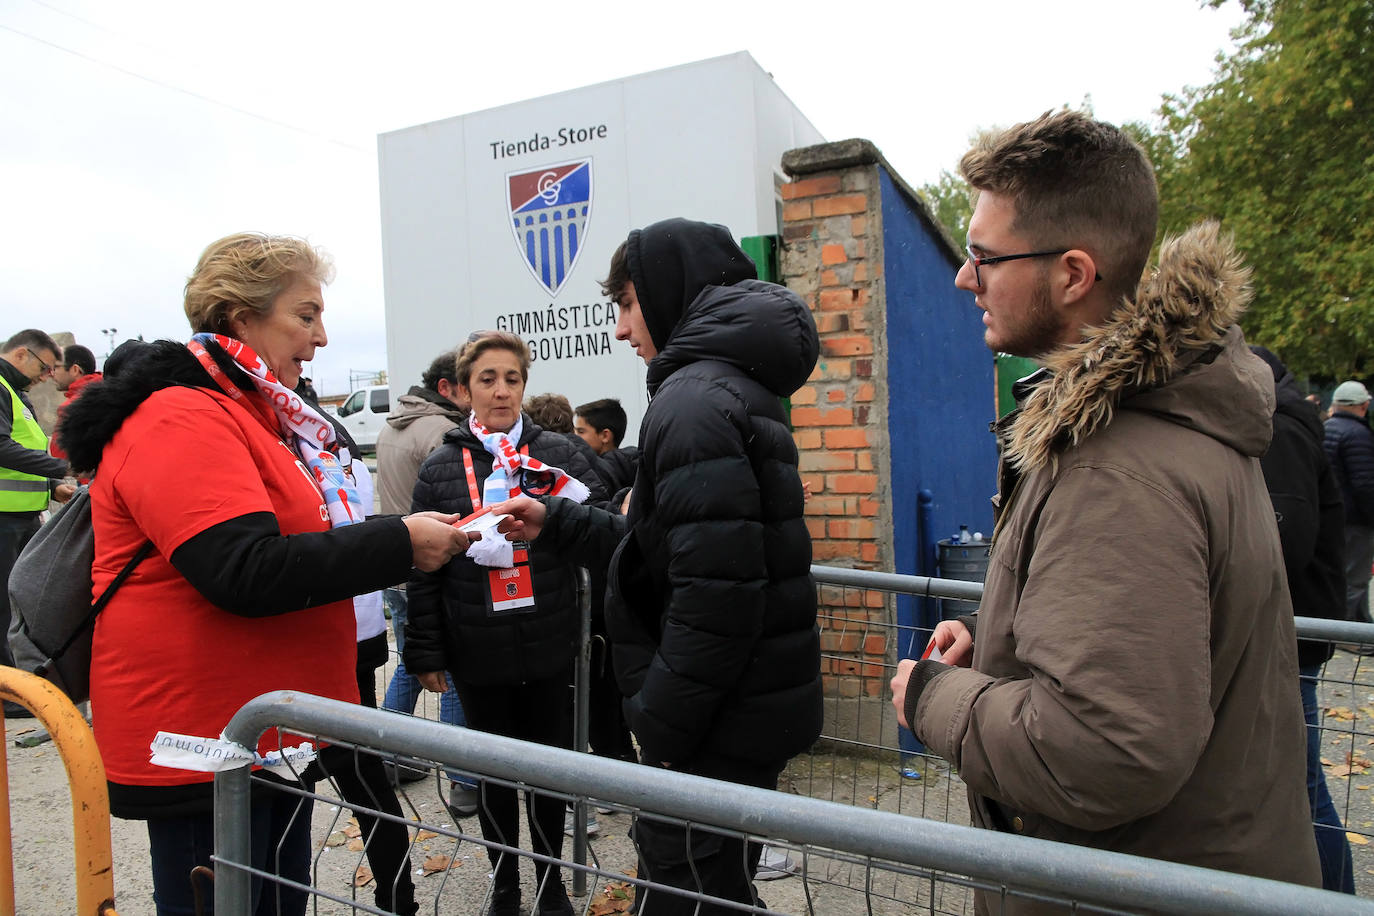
[1152,0,1374,379]
[918,169,972,249]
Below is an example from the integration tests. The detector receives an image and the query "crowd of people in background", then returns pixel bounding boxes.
[3,108,1373,915]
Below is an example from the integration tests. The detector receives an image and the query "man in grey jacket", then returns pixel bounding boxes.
[375,347,477,816]
[1324,380,1374,627]
[889,111,1319,901]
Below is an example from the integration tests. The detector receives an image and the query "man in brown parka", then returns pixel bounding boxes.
[890,110,1320,903]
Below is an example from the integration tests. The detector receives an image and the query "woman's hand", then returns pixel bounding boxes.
[488,495,547,541]
[416,671,449,694]
[403,513,477,572]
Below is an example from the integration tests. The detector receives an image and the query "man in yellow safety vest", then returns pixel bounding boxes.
[1,329,75,711]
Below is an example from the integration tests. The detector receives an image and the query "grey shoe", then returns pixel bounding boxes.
[447,784,479,819]
[563,806,599,837]
[755,844,799,880]
[383,758,430,786]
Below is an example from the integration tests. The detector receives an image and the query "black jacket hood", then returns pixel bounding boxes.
[58,339,247,474]
[626,218,757,352]
[645,279,819,400]
[1252,345,1323,442]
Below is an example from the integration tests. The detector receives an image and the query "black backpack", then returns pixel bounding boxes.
[7,485,152,703]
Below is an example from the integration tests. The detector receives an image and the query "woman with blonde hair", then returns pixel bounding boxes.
[60,232,471,916]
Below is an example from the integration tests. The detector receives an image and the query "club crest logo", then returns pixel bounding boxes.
[507,159,592,296]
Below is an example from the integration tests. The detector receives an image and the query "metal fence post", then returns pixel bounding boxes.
[571,566,591,897]
[213,765,253,914]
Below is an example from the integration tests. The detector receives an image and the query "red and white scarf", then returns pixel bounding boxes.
[189,333,364,528]
[465,413,589,567]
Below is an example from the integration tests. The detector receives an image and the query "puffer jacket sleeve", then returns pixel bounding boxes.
[1341,421,1374,522]
[914,465,1214,831]
[539,429,610,507]
[542,497,628,568]
[402,444,458,677]
[627,375,768,766]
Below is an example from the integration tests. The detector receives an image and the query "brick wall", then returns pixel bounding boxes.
[780,141,892,705]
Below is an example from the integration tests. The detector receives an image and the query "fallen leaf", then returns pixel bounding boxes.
[1348,833,1369,846]
[1325,706,1357,721]
[15,728,34,736]
[422,854,459,875]
[1356,785,1371,791]
[343,823,362,839]
[415,829,438,841]
[589,879,636,914]
[1327,765,1354,778]
[1322,757,1336,766]
[325,832,347,848]
[354,866,373,887]
[347,838,365,852]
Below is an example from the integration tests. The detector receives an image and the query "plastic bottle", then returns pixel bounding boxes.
[958,525,971,545]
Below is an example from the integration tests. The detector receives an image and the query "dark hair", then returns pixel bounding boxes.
[599,240,631,300]
[575,398,627,446]
[104,339,154,379]
[421,349,459,392]
[525,393,574,433]
[961,109,1158,305]
[3,328,59,359]
[63,344,97,374]
[454,330,530,387]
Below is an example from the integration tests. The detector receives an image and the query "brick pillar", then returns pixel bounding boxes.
[780,141,891,707]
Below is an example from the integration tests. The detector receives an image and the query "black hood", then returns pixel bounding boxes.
[645,279,819,399]
[625,218,757,352]
[58,339,246,474]
[1252,345,1323,441]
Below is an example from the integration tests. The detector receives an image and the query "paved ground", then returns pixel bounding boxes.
[7,632,1374,913]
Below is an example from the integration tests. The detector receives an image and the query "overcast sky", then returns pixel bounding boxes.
[1,0,1245,395]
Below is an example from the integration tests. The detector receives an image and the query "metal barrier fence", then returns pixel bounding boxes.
[803,564,1374,896]
[0,668,119,916]
[211,691,1365,915]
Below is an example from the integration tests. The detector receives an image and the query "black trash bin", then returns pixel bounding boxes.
[937,538,991,619]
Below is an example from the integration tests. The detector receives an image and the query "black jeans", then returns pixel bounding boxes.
[301,635,418,914]
[454,673,572,896]
[632,758,782,915]
[313,745,417,915]
[145,778,312,916]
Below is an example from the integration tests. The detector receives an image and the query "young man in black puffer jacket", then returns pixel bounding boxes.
[493,218,822,914]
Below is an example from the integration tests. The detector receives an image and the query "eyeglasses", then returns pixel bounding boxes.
[965,246,1070,288]
[25,347,54,377]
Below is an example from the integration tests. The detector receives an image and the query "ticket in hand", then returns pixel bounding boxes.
[453,507,509,534]
[921,636,944,663]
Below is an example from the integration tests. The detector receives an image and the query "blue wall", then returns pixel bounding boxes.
[879,170,998,634]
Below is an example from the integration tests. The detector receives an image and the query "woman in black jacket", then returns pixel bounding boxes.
[404,331,604,916]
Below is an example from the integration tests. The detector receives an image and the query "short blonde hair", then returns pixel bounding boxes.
[455,331,531,387]
[184,233,335,334]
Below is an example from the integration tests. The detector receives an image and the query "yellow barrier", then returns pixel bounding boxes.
[0,669,117,916]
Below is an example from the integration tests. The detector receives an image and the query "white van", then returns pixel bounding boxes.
[335,385,390,452]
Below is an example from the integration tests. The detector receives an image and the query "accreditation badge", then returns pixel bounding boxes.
[486,543,537,615]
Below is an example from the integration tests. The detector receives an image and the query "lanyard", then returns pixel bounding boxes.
[462,445,529,509]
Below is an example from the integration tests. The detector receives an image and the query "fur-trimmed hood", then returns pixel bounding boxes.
[1003,221,1272,471]
[57,339,243,474]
